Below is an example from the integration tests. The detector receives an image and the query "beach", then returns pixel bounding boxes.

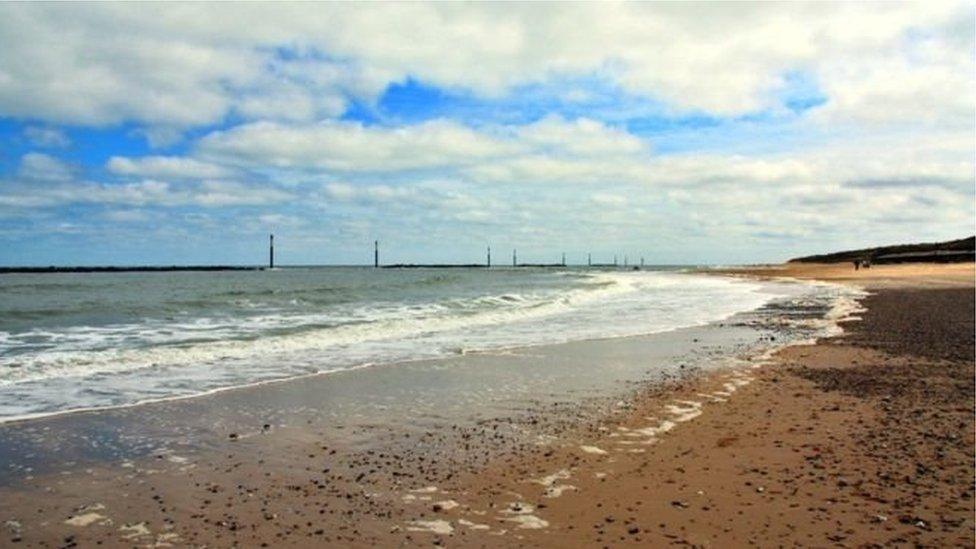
[0,263,972,547]
[0,2,973,547]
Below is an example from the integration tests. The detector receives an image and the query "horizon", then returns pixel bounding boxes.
[1,3,973,266]
[1,233,973,269]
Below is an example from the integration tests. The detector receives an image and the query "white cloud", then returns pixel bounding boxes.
[0,3,971,263]
[102,209,152,223]
[257,213,305,227]
[23,126,70,148]
[107,156,233,180]
[517,116,647,157]
[194,116,655,179]
[591,193,626,207]
[0,178,292,209]
[0,3,969,129]
[18,152,74,181]
[197,119,518,171]
[322,182,357,201]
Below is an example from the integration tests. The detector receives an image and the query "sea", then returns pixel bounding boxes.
[0,266,859,423]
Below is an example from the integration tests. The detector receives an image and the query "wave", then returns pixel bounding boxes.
[0,272,637,384]
[0,270,802,421]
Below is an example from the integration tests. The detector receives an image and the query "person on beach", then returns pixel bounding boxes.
[854,260,860,271]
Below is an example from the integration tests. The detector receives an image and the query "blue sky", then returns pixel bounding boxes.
[0,3,973,266]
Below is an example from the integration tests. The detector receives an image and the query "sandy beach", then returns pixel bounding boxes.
[1,263,972,547]
[0,2,973,547]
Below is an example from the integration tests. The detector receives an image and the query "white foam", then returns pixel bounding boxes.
[407,520,453,535]
[528,469,576,498]
[458,519,490,531]
[664,401,702,423]
[507,515,549,529]
[434,500,459,511]
[118,522,151,540]
[64,504,109,527]
[1,271,794,422]
[530,469,571,487]
[545,484,576,497]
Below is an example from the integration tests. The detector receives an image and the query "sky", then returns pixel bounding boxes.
[0,2,973,266]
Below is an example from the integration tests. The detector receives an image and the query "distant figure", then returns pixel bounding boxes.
[853,260,860,271]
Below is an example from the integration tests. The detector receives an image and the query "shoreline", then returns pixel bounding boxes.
[0,269,773,423]
[0,279,825,483]
[0,263,971,546]
[0,271,813,428]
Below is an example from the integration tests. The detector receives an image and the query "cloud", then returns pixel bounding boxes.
[197,119,518,171]
[194,116,654,179]
[844,176,972,191]
[591,193,626,207]
[23,126,70,148]
[101,209,153,223]
[0,3,969,131]
[517,116,647,157]
[107,156,234,180]
[0,4,971,264]
[257,213,306,228]
[18,152,74,181]
[0,178,292,209]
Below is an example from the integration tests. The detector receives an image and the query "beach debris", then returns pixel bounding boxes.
[64,504,110,527]
[4,520,22,543]
[458,518,490,531]
[500,502,549,529]
[155,532,181,546]
[580,445,608,455]
[118,522,152,540]
[544,483,577,497]
[406,519,453,535]
[528,469,577,498]
[507,514,549,529]
[664,401,702,423]
[432,500,459,512]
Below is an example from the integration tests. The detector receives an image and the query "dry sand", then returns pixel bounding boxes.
[711,261,974,289]
[1,263,972,547]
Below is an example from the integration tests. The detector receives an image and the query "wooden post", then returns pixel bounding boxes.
[374,240,379,268]
[269,234,274,269]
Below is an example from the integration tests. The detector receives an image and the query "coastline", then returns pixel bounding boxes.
[0,264,972,546]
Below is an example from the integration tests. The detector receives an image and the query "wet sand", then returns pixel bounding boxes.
[489,286,974,547]
[0,265,972,547]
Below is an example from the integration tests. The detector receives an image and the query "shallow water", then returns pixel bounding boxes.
[0,276,863,484]
[1,266,797,421]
